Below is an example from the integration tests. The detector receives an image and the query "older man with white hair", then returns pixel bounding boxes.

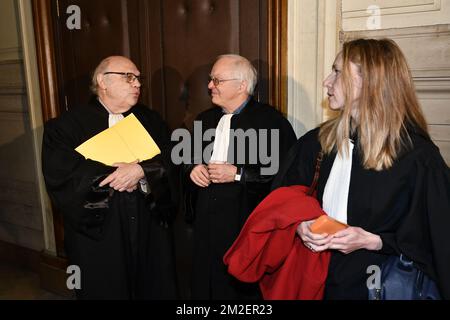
[186,54,296,299]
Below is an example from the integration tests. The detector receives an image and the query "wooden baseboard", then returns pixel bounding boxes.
[40,252,74,298]
[0,240,40,272]
[0,240,73,298]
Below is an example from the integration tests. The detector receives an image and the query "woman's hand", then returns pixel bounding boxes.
[296,219,333,252]
[328,227,382,254]
[297,220,383,254]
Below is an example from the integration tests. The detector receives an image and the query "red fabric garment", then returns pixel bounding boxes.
[223,185,331,300]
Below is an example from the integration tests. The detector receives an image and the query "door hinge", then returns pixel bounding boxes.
[56,0,60,18]
[64,95,68,110]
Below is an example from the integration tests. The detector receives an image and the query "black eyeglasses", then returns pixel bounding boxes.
[104,72,142,83]
[209,76,240,87]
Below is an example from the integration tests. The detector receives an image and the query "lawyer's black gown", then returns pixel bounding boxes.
[272,126,450,299]
[42,99,178,299]
[185,98,297,299]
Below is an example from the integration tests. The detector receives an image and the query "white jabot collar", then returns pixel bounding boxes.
[322,139,354,224]
[98,98,124,128]
[210,113,234,163]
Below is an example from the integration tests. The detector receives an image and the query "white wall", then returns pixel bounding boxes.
[342,0,450,31]
[287,0,450,164]
[287,0,339,137]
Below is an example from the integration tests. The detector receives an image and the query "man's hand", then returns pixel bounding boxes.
[99,160,144,192]
[190,164,210,188]
[207,163,237,184]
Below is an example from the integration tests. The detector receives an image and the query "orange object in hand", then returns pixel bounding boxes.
[310,215,348,235]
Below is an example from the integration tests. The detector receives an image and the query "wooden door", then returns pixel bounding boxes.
[33,0,286,297]
[51,0,277,127]
[53,0,138,111]
[136,0,270,130]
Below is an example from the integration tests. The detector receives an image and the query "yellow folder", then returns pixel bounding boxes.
[75,113,161,166]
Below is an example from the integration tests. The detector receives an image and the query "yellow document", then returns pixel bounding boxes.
[75,113,161,165]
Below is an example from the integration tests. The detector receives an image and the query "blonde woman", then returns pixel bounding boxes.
[272,39,450,299]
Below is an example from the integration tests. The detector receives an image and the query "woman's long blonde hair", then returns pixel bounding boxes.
[319,38,429,171]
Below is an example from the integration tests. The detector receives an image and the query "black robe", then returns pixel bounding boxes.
[185,98,297,299]
[42,99,178,299]
[272,126,450,299]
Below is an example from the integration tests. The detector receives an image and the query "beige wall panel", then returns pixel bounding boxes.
[342,0,450,31]
[0,113,36,182]
[0,2,47,252]
[0,61,25,92]
[417,78,450,126]
[0,222,44,252]
[429,125,450,141]
[0,111,30,143]
[0,0,20,61]
[342,25,450,77]
[416,78,450,96]
[0,48,22,62]
[0,95,28,113]
[435,141,450,165]
[420,98,450,124]
[0,179,38,207]
[0,203,42,231]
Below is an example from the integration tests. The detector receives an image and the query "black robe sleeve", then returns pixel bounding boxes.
[409,149,450,298]
[42,118,115,239]
[369,143,450,298]
[241,116,297,184]
[231,115,296,216]
[271,128,450,299]
[271,128,322,190]
[181,163,197,224]
[182,105,297,223]
[134,107,180,225]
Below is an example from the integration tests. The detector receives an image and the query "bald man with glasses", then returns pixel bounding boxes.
[42,56,177,299]
[185,54,296,300]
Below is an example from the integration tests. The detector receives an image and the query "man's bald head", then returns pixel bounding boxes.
[91,56,136,95]
[93,56,141,114]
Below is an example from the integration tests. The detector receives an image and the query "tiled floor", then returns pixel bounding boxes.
[0,262,69,300]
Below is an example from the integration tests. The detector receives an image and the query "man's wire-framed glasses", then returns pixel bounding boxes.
[209,76,240,87]
[104,72,142,84]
